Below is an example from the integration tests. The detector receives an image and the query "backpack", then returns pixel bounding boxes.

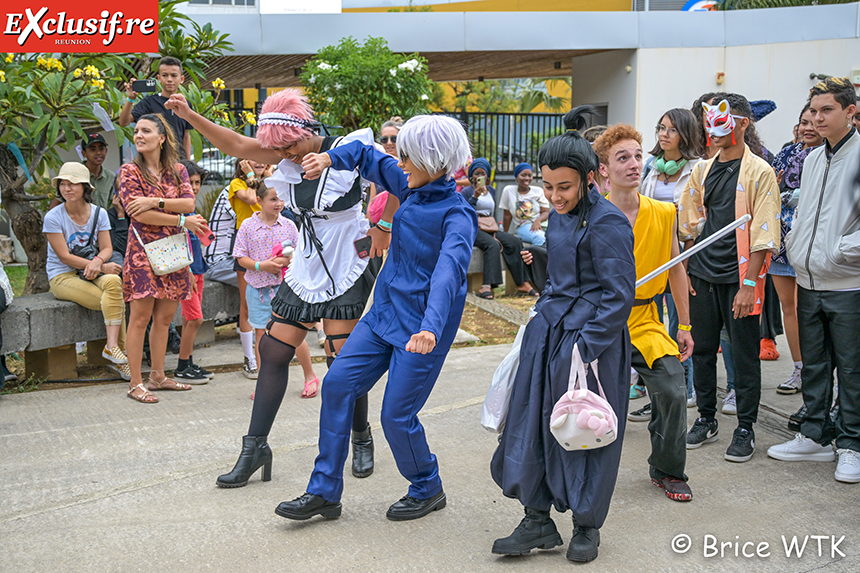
[203,186,236,266]
[549,343,618,451]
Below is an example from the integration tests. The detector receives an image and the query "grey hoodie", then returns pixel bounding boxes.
[786,130,860,291]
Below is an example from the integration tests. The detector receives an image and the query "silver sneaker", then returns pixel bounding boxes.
[243,356,258,380]
[776,367,802,395]
[686,387,697,408]
[722,389,737,415]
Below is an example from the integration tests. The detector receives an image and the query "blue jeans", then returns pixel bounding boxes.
[720,327,735,391]
[654,291,694,397]
[515,222,546,246]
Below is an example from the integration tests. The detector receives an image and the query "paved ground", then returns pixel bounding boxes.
[1,335,857,572]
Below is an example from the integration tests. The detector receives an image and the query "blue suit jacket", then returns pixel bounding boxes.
[327,142,478,354]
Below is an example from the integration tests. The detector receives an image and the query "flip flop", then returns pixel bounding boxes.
[515,289,539,297]
[302,377,320,399]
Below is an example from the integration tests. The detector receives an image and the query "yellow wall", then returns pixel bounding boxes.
[435,79,571,112]
[346,0,630,12]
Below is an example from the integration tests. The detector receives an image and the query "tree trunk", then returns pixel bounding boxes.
[4,194,49,295]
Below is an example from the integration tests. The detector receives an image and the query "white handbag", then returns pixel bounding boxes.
[132,224,193,276]
[482,325,527,433]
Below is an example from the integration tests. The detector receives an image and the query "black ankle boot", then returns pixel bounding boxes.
[492,507,563,555]
[566,525,600,562]
[352,425,374,478]
[216,435,272,488]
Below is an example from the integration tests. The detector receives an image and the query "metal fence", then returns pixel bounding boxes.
[436,112,566,175]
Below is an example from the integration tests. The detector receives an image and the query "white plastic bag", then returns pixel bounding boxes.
[549,343,618,451]
[481,325,527,433]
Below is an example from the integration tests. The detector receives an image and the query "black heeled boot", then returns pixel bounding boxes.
[352,425,374,478]
[216,435,272,488]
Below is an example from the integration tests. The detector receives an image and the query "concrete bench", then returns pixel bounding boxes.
[1,279,240,380]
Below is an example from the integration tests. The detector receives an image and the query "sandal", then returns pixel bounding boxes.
[127,383,159,404]
[302,376,320,399]
[147,376,192,391]
[476,290,494,300]
[515,289,539,297]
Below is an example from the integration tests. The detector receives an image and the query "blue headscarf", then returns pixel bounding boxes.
[514,162,533,178]
[468,158,491,179]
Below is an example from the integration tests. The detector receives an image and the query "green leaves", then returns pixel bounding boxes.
[300,36,437,132]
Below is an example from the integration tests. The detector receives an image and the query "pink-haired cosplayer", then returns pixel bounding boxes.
[167,89,393,487]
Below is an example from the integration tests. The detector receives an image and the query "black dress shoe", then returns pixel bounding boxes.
[275,493,342,521]
[386,491,446,521]
[492,507,563,555]
[788,404,807,433]
[566,525,600,562]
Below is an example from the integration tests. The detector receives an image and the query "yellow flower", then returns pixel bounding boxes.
[73,68,83,78]
[52,59,64,71]
[90,78,101,88]
[211,78,226,90]
[85,65,99,78]
[0,71,5,83]
[5,54,13,63]
[243,111,256,125]
[37,56,47,68]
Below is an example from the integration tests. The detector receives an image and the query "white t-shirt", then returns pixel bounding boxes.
[43,204,110,281]
[652,179,677,203]
[499,185,549,229]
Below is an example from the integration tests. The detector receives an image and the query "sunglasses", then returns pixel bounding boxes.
[379,136,397,144]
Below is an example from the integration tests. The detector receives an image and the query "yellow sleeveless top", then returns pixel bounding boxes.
[628,195,680,367]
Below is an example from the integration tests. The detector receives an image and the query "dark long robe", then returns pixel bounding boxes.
[490,186,635,529]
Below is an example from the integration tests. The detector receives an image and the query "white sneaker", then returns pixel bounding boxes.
[767,434,835,462]
[722,389,737,415]
[776,367,802,395]
[835,449,860,483]
[687,387,696,408]
[242,357,258,380]
[317,328,327,348]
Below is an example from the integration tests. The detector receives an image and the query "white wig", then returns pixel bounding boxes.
[396,115,471,177]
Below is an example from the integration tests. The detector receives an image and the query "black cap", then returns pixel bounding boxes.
[82,133,107,149]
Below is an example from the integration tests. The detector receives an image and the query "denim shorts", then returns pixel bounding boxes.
[768,259,796,278]
[245,284,277,330]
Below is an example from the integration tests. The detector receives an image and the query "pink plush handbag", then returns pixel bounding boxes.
[549,343,618,451]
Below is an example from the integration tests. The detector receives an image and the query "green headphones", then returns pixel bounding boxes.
[655,155,687,176]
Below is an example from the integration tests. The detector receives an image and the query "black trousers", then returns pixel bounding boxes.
[631,348,687,481]
[474,230,526,287]
[797,287,860,451]
[523,245,548,293]
[689,275,761,429]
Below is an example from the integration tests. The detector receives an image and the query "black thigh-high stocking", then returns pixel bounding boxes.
[247,333,296,437]
[326,354,369,433]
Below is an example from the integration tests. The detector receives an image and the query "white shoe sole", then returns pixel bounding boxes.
[721,406,737,415]
[767,449,835,462]
[835,470,860,483]
[102,350,128,365]
[725,450,755,463]
[686,435,718,450]
[776,386,801,395]
[243,370,258,380]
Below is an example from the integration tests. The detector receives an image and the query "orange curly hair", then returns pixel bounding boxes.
[592,124,642,164]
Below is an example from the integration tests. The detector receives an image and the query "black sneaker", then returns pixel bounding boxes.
[725,427,755,462]
[788,404,807,433]
[628,403,652,422]
[191,363,214,380]
[686,418,719,449]
[174,364,209,384]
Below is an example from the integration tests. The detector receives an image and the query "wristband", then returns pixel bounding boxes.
[126,97,136,104]
[246,172,256,180]
[179,214,186,228]
[678,324,692,332]
[93,255,104,264]
[377,219,393,230]
[255,261,260,271]
[743,279,756,288]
